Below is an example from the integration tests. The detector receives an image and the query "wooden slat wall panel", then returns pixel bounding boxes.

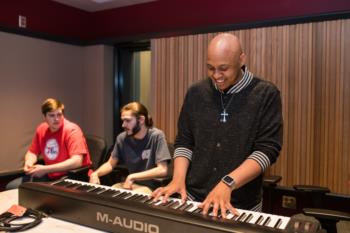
[151,19,350,194]
[341,20,350,194]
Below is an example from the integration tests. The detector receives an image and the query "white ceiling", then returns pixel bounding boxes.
[52,0,157,12]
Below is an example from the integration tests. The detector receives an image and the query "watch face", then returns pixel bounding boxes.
[223,175,234,185]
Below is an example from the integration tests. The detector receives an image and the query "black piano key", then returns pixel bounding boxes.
[83,186,98,192]
[173,202,186,210]
[99,189,119,198]
[144,197,155,204]
[115,192,129,199]
[165,200,179,207]
[65,183,81,189]
[111,190,123,197]
[151,199,163,206]
[167,201,180,208]
[274,218,282,228]
[182,203,194,211]
[159,200,174,207]
[255,215,264,225]
[134,194,145,201]
[138,195,152,203]
[129,194,142,201]
[53,180,72,187]
[218,209,235,219]
[136,195,149,203]
[262,216,271,226]
[218,210,231,219]
[96,188,108,194]
[123,193,134,199]
[127,194,141,201]
[69,183,81,189]
[75,185,93,191]
[192,208,203,214]
[88,187,106,194]
[237,212,247,221]
[244,213,253,223]
[137,195,150,201]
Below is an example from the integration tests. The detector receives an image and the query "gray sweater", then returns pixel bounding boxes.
[174,76,283,210]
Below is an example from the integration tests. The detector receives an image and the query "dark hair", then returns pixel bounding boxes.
[121,102,153,127]
[41,98,65,115]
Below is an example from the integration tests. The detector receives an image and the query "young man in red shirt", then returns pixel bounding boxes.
[7,98,91,189]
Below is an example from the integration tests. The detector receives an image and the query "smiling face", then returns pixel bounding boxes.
[207,34,246,91]
[44,109,64,132]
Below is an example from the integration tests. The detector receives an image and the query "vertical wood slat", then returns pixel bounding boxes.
[151,19,350,195]
[342,19,350,195]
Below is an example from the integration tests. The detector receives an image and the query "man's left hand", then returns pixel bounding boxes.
[123,176,134,190]
[26,164,48,178]
[199,182,239,218]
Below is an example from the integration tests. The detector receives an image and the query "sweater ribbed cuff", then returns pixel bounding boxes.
[173,147,193,161]
[248,151,271,172]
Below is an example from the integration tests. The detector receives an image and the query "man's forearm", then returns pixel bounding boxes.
[43,155,83,173]
[172,156,190,184]
[227,159,262,190]
[92,162,114,177]
[24,151,38,166]
[128,162,168,181]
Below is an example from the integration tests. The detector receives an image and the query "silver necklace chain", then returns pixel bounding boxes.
[220,92,235,123]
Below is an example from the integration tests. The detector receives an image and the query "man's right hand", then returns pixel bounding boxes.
[23,162,34,174]
[89,173,100,184]
[152,179,187,204]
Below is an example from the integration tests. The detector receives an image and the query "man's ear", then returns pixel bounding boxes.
[138,115,146,125]
[239,52,246,67]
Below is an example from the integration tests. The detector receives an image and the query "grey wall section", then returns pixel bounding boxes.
[0,32,114,171]
[82,45,114,147]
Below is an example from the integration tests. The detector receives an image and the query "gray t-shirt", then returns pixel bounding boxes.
[111,128,171,188]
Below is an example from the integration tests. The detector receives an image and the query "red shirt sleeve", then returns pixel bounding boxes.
[28,129,41,155]
[65,126,92,167]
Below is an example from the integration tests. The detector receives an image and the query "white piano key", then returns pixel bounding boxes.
[152,199,165,206]
[225,212,236,220]
[185,202,201,213]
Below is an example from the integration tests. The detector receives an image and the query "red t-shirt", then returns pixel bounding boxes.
[29,118,92,179]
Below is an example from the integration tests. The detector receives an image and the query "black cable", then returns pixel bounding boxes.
[0,208,46,232]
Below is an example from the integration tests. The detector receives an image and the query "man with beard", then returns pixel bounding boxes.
[89,102,171,194]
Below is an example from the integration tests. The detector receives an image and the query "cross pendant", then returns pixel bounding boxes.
[220,109,228,123]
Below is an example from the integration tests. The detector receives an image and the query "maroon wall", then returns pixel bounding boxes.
[0,0,90,41]
[90,0,350,40]
[0,0,349,43]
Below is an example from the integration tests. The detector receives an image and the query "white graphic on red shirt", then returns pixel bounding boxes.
[45,139,59,160]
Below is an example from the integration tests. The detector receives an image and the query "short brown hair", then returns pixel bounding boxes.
[41,98,65,115]
[121,102,153,127]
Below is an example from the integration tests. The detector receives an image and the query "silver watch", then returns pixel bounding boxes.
[221,175,236,190]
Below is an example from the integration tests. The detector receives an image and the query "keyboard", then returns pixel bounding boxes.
[18,179,323,233]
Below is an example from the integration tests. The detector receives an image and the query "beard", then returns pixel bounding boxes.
[125,121,141,136]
